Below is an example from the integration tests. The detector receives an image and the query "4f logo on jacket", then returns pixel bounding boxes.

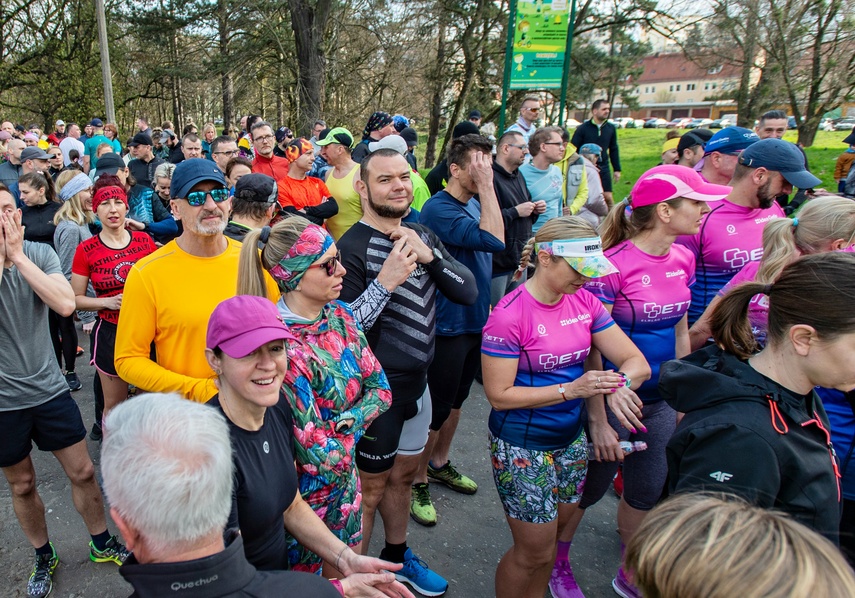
[709,471,733,482]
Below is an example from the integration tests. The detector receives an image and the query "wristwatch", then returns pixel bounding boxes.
[430,247,443,266]
[558,383,567,401]
[617,371,632,388]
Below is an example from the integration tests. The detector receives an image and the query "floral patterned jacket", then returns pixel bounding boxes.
[280,300,391,493]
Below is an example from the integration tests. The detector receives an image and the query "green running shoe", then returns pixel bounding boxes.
[428,460,478,494]
[410,483,437,526]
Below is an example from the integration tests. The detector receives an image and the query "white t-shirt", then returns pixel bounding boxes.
[59,137,85,166]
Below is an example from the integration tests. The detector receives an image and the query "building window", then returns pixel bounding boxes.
[651,86,655,93]
[645,86,649,93]
[704,83,710,90]
[712,83,717,90]
[687,83,696,91]
[676,84,681,91]
[670,85,674,92]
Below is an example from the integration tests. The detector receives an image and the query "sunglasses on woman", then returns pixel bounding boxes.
[309,252,341,276]
[184,187,230,206]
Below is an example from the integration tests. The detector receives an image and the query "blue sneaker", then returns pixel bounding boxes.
[395,548,448,596]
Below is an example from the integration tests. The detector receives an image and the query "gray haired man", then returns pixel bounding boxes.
[102,394,351,597]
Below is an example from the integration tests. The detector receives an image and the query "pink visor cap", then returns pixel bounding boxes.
[629,164,731,209]
[207,295,295,359]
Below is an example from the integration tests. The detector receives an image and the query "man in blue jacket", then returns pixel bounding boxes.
[415,134,505,525]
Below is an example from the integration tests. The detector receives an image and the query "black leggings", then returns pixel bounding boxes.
[48,310,78,372]
[426,333,481,432]
[579,400,675,511]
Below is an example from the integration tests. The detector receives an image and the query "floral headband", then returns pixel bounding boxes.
[268,224,333,292]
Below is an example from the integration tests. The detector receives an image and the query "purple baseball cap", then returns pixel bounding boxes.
[206,296,295,358]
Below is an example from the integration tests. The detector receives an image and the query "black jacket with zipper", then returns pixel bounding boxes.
[660,345,841,543]
[491,160,537,274]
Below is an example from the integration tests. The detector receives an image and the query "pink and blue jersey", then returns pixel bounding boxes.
[676,199,783,324]
[717,260,769,346]
[482,285,615,451]
[586,240,695,403]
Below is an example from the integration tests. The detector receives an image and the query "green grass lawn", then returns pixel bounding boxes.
[613,128,848,197]
[415,128,850,194]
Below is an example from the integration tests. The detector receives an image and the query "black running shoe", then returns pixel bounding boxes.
[65,372,82,392]
[89,422,103,442]
[27,544,58,598]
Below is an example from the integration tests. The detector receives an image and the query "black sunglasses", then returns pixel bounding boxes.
[309,252,341,276]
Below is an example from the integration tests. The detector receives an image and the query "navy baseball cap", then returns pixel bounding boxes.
[704,126,759,156]
[90,118,104,127]
[234,173,278,204]
[171,158,228,199]
[95,152,126,175]
[738,139,821,189]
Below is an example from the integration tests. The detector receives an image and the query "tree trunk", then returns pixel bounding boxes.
[425,14,447,169]
[218,0,234,130]
[287,0,333,137]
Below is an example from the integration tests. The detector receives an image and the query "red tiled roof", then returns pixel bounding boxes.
[633,53,742,84]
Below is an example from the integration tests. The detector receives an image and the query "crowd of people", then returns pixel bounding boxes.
[1,100,855,598]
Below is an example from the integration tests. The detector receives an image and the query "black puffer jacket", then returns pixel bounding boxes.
[660,345,841,543]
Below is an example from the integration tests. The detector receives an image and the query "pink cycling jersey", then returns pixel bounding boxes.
[718,260,769,345]
[586,240,695,402]
[482,284,614,450]
[677,198,783,324]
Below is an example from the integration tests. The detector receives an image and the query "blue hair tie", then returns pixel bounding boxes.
[792,217,799,228]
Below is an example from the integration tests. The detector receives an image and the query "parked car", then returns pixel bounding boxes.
[708,119,725,129]
[685,118,713,129]
[611,117,635,128]
[788,116,798,129]
[644,118,669,128]
[633,119,647,128]
[565,118,581,128]
[666,118,692,129]
[833,118,855,131]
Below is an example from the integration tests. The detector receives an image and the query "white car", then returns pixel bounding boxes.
[564,119,581,128]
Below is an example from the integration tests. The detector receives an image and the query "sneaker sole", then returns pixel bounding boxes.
[611,577,639,598]
[90,553,122,565]
[549,578,586,598]
[395,573,448,596]
[427,474,478,495]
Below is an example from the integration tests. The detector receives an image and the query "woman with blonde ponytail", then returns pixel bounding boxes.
[563,164,728,597]
[661,252,855,545]
[689,196,855,350]
[482,215,651,598]
[237,217,391,575]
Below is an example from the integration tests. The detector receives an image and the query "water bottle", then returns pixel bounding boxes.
[587,440,647,459]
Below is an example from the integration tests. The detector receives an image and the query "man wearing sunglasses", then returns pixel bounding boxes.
[115,159,279,403]
[504,96,541,145]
